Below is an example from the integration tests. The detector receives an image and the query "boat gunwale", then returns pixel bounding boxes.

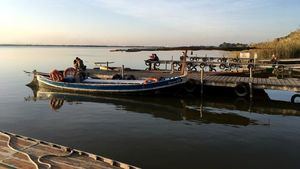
[36,74,187,93]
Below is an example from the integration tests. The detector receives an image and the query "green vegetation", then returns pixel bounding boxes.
[219,42,249,48]
[252,29,300,59]
[112,45,253,52]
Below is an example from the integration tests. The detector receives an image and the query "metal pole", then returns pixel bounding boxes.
[107,61,109,71]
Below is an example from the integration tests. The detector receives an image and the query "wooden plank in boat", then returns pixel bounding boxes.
[268,79,277,86]
[267,79,273,86]
[287,79,298,86]
[282,79,292,86]
[220,76,229,82]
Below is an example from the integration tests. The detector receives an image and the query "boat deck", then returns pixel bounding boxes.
[0,131,139,169]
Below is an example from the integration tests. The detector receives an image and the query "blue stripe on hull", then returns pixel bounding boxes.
[37,75,186,93]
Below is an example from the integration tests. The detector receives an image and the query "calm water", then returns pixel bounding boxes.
[0,47,300,169]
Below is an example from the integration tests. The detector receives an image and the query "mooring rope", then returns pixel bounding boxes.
[0,131,75,169]
[0,132,39,169]
[37,148,75,169]
[0,131,140,169]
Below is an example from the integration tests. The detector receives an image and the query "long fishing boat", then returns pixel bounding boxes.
[29,68,187,94]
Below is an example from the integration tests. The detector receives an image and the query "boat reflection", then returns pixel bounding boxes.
[25,86,299,127]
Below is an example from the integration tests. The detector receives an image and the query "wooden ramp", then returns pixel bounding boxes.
[204,76,300,92]
[0,131,139,169]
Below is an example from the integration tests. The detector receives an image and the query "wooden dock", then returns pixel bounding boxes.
[87,69,300,93]
[0,131,139,169]
[203,76,300,92]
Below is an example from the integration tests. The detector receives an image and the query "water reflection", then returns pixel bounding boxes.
[199,94,300,116]
[27,86,300,127]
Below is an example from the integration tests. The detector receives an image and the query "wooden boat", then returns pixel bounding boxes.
[32,72,187,94]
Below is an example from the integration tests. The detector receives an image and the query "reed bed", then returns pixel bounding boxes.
[252,30,300,59]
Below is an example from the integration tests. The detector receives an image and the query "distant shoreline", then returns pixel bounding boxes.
[0,44,254,52]
[0,44,146,48]
[111,46,254,52]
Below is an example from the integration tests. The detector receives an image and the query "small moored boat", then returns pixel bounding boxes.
[32,71,187,94]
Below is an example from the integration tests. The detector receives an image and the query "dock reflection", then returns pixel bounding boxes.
[25,86,299,127]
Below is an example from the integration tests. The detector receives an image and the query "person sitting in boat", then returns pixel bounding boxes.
[73,59,79,70]
[74,57,87,81]
[75,57,86,71]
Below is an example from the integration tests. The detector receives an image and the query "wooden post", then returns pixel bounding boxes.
[121,65,124,79]
[254,52,257,66]
[199,97,203,118]
[200,68,204,84]
[165,61,167,70]
[289,68,293,77]
[106,61,109,71]
[249,67,253,99]
[249,83,253,99]
[200,70,204,116]
[171,56,174,74]
[248,97,253,112]
[200,68,204,95]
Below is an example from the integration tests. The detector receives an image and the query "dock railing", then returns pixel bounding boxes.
[144,57,300,79]
[94,61,115,70]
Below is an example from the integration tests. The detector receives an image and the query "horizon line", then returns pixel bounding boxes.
[0,44,149,48]
[0,43,245,48]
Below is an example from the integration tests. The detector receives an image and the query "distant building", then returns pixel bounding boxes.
[239,52,250,58]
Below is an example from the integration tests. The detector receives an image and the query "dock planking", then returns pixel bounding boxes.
[0,131,139,169]
[203,76,300,92]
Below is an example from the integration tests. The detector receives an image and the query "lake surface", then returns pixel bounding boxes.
[0,47,300,169]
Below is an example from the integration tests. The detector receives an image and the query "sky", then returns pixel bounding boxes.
[0,0,299,46]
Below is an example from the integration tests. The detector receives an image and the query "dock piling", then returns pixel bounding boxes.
[121,65,124,79]
[200,68,204,95]
[165,62,167,70]
[249,67,253,99]
[170,56,174,74]
[200,68,204,84]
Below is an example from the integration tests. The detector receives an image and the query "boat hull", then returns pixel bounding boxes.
[36,75,187,94]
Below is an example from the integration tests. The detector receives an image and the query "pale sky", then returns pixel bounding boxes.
[0,0,299,46]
